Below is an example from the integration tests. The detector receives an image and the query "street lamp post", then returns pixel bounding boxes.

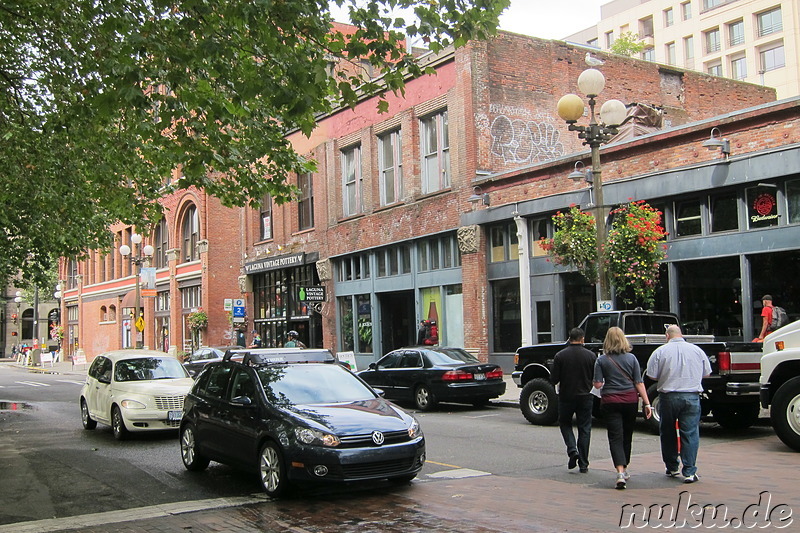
[14,291,22,346]
[120,233,154,349]
[556,68,627,304]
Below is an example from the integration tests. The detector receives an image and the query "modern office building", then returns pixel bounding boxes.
[566,0,799,99]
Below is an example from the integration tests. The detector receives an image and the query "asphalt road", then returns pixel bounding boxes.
[0,362,783,531]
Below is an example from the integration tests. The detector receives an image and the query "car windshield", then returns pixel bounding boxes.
[257,364,376,406]
[424,348,480,365]
[115,357,188,382]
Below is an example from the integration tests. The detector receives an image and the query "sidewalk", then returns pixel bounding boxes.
[0,360,87,376]
[491,375,520,407]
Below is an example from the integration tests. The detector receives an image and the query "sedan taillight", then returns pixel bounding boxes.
[442,370,473,381]
[486,368,504,379]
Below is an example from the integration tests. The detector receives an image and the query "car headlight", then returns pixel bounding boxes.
[294,427,340,447]
[120,399,146,409]
[408,418,422,439]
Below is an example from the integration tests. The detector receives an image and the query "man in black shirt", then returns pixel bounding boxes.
[551,327,598,473]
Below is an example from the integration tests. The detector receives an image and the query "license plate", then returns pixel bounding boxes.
[474,373,486,381]
[168,410,183,421]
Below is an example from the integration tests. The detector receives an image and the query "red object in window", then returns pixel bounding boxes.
[11,331,18,336]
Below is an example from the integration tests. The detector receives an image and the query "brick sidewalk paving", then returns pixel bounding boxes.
[2,433,797,533]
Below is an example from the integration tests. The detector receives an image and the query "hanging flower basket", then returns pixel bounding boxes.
[187,309,209,331]
[539,205,598,283]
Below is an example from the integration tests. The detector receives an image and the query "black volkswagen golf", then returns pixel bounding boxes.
[180,349,425,497]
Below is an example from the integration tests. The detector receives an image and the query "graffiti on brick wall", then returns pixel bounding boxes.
[483,106,565,165]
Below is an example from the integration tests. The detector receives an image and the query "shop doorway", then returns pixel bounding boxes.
[378,291,415,354]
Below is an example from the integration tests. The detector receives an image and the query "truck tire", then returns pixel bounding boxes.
[713,403,760,431]
[770,376,800,452]
[645,384,661,434]
[520,378,558,425]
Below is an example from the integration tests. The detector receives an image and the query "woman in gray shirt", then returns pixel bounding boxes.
[594,327,652,489]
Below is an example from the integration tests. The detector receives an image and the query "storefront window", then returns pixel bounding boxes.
[492,279,521,352]
[489,222,519,262]
[356,294,372,353]
[746,185,779,229]
[786,179,800,224]
[338,297,354,351]
[677,257,742,338]
[711,192,739,233]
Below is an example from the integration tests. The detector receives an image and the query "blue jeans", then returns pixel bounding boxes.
[658,392,702,477]
[558,394,594,469]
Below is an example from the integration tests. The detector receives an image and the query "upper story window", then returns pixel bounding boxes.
[420,110,450,194]
[156,291,171,312]
[728,20,744,46]
[378,129,402,206]
[730,54,747,80]
[342,145,363,217]
[298,172,314,230]
[703,0,724,9]
[664,8,674,28]
[665,42,676,65]
[605,30,615,48]
[181,285,201,310]
[704,28,721,53]
[684,35,695,60]
[711,192,739,233]
[67,259,78,289]
[181,204,199,262]
[746,185,779,230]
[259,194,272,241]
[760,43,785,72]
[757,7,782,37]
[681,2,692,21]
[153,218,169,269]
[639,16,654,38]
[490,222,519,263]
[707,61,723,76]
[642,48,655,62]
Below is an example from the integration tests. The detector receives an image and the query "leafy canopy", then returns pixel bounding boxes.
[0,0,509,287]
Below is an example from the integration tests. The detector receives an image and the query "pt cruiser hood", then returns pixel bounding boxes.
[113,378,194,395]
[283,398,413,436]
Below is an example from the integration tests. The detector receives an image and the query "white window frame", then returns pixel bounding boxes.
[420,110,450,194]
[341,145,362,217]
[378,130,402,206]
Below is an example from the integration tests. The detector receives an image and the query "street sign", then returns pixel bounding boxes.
[233,306,246,318]
[135,316,145,332]
[224,298,233,311]
[300,286,325,302]
[233,317,245,324]
[233,298,245,307]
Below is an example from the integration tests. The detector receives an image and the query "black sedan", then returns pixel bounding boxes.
[357,347,505,411]
[182,345,241,377]
[180,349,425,497]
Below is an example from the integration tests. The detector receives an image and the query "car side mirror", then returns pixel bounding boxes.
[368,362,377,370]
[373,387,385,398]
[97,374,111,385]
[231,395,254,407]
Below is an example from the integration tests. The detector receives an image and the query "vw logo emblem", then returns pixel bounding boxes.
[371,431,385,445]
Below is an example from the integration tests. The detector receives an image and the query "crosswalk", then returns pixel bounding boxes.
[0,380,84,389]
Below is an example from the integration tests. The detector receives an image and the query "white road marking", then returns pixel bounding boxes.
[56,380,86,386]
[0,496,267,533]
[464,413,501,419]
[427,468,491,479]
[14,381,50,387]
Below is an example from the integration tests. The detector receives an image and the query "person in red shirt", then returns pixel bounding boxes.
[757,295,775,341]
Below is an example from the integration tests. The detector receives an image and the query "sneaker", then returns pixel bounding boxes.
[683,474,699,484]
[568,453,579,470]
[622,470,631,480]
[615,473,627,490]
[665,469,681,478]
[579,467,589,473]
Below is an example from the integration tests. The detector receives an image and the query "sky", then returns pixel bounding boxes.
[329,1,606,41]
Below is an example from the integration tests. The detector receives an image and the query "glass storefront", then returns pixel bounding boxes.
[252,263,320,348]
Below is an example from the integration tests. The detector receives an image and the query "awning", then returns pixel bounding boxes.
[120,289,138,315]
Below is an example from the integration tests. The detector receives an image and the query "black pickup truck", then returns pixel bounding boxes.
[511,309,762,432]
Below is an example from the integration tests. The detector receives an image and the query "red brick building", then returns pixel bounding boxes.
[60,31,786,365]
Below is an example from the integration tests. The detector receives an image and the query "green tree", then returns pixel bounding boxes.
[609,32,647,57]
[0,0,510,287]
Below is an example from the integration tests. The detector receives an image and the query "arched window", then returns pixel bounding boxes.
[154,218,169,268]
[109,305,117,322]
[181,204,199,262]
[100,306,108,322]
